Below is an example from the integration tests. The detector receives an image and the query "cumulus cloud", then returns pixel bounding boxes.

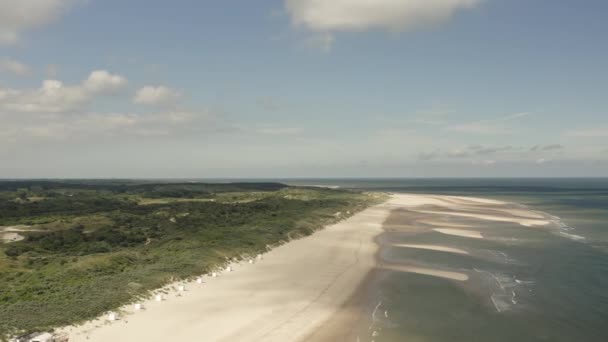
[0,0,78,44]
[285,0,480,50]
[133,86,180,106]
[286,0,479,33]
[84,70,128,94]
[0,57,31,75]
[0,70,127,113]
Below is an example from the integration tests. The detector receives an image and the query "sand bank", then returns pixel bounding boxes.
[392,244,469,255]
[417,210,551,227]
[433,228,484,239]
[381,264,469,281]
[417,219,475,228]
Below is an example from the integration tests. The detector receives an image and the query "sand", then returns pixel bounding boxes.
[57,193,547,341]
[392,244,469,255]
[1,232,24,242]
[381,264,469,281]
[433,228,484,239]
[417,219,475,228]
[0,225,33,243]
[418,210,551,227]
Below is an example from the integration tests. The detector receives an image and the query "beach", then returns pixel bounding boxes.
[64,196,393,342]
[63,193,575,341]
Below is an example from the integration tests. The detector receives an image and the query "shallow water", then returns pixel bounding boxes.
[286,178,608,341]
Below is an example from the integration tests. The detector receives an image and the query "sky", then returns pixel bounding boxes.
[0,0,607,178]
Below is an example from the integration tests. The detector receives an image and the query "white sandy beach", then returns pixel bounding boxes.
[61,193,549,341]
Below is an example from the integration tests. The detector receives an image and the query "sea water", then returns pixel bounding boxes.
[286,178,608,342]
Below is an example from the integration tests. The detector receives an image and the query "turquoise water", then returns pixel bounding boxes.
[287,179,608,341]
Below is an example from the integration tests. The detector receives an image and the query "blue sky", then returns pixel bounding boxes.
[0,0,607,178]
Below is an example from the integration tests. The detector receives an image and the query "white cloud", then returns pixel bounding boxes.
[0,70,127,113]
[285,0,479,33]
[0,0,78,44]
[84,70,128,94]
[133,86,180,106]
[0,57,31,75]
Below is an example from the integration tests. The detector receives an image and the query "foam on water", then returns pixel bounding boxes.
[547,214,587,242]
[474,268,532,313]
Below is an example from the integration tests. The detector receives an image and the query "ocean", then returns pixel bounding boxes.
[286,178,608,342]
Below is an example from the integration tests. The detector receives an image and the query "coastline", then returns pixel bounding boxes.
[61,193,561,341]
[61,195,394,341]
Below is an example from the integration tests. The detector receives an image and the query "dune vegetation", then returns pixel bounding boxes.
[0,180,385,339]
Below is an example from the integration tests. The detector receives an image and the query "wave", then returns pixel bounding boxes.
[474,268,533,313]
[547,214,587,242]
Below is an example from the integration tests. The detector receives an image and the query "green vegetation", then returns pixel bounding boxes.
[0,180,385,339]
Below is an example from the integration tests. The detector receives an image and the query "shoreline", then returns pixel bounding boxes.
[60,193,561,341]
